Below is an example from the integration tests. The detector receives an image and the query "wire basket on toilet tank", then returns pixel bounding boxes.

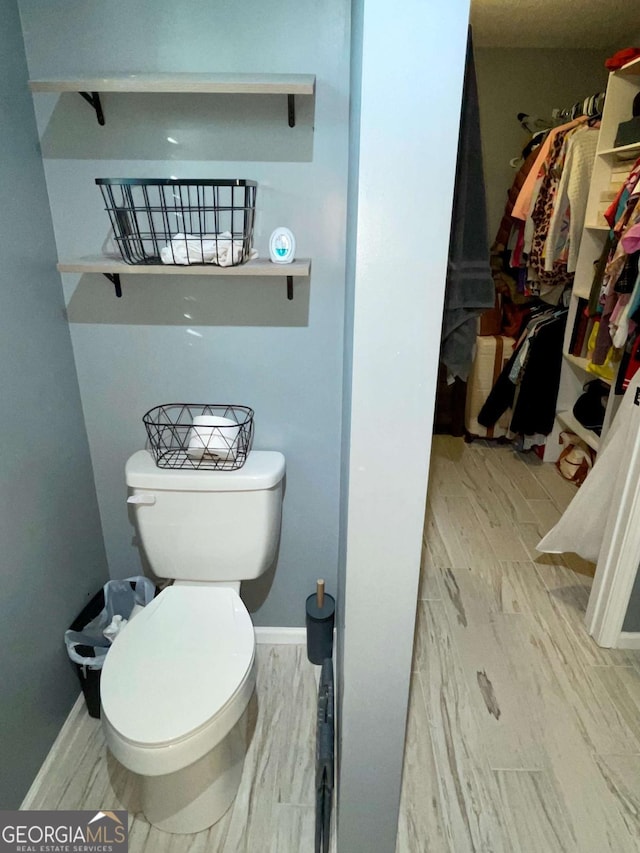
[143,404,254,471]
[96,179,257,266]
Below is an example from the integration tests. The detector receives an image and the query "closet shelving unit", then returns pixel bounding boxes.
[548,56,640,460]
[29,73,315,300]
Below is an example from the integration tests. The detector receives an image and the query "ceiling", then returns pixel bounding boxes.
[471,0,640,49]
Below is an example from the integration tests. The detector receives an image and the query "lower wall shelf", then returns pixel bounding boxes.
[562,352,612,387]
[557,410,600,452]
[57,256,312,300]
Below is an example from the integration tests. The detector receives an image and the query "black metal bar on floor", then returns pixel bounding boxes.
[288,94,295,128]
[315,659,334,853]
[103,273,122,298]
[287,276,293,300]
[79,91,105,126]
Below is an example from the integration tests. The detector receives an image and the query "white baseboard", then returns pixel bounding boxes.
[21,693,85,809]
[616,632,640,649]
[254,626,306,644]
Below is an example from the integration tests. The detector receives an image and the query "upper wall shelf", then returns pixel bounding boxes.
[562,352,612,386]
[57,256,311,300]
[28,73,316,127]
[598,141,640,158]
[618,56,640,77]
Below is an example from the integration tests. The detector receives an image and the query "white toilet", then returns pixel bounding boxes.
[100,448,285,834]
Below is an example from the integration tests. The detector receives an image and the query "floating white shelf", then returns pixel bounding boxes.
[619,56,640,77]
[598,141,640,158]
[57,256,310,276]
[585,221,610,231]
[29,73,316,127]
[57,256,311,300]
[563,353,589,371]
[562,352,612,387]
[29,73,316,95]
[556,411,600,452]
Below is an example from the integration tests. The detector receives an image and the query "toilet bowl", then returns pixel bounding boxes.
[101,585,256,833]
[100,449,285,834]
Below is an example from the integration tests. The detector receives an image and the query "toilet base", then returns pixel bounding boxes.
[142,703,249,834]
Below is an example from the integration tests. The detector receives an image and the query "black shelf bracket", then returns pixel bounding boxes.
[79,91,105,126]
[78,89,296,129]
[98,272,297,300]
[103,272,122,297]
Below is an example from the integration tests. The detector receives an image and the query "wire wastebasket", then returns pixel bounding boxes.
[96,178,257,266]
[143,404,254,471]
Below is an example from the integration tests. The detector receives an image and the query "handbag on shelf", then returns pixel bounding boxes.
[555,431,595,486]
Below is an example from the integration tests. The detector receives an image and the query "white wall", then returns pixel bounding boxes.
[337,1,470,850]
[19,0,351,626]
[475,47,609,241]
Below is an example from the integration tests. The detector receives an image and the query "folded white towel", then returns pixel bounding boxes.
[160,231,258,266]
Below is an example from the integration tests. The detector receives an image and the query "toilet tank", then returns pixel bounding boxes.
[126,450,285,582]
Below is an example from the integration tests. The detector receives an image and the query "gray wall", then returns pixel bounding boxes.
[337,0,470,849]
[19,0,351,626]
[475,48,609,242]
[0,0,108,808]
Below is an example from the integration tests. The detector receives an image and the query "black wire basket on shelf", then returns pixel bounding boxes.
[96,178,257,266]
[143,404,254,471]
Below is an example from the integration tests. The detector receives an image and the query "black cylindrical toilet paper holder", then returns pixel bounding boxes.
[306,580,335,665]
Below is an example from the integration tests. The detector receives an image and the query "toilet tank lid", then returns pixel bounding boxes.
[126,450,285,492]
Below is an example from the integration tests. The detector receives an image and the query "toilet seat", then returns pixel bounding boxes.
[101,585,256,776]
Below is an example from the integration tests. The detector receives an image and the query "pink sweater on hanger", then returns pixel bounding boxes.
[511,115,589,222]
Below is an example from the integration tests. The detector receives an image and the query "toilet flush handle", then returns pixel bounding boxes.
[127,494,156,506]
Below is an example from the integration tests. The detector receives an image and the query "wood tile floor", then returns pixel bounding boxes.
[23,645,332,853]
[24,437,640,852]
[398,436,640,853]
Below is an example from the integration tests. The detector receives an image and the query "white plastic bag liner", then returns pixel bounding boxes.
[537,371,640,562]
[65,576,156,669]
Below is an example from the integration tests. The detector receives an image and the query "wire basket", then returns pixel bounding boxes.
[143,404,254,471]
[96,179,257,266]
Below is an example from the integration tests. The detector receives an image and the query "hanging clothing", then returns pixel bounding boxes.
[587,234,615,317]
[511,134,554,222]
[592,190,640,364]
[508,116,595,301]
[493,147,541,252]
[477,307,567,436]
[527,126,578,287]
[544,126,599,273]
[537,369,640,562]
[604,157,640,229]
[511,116,588,223]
